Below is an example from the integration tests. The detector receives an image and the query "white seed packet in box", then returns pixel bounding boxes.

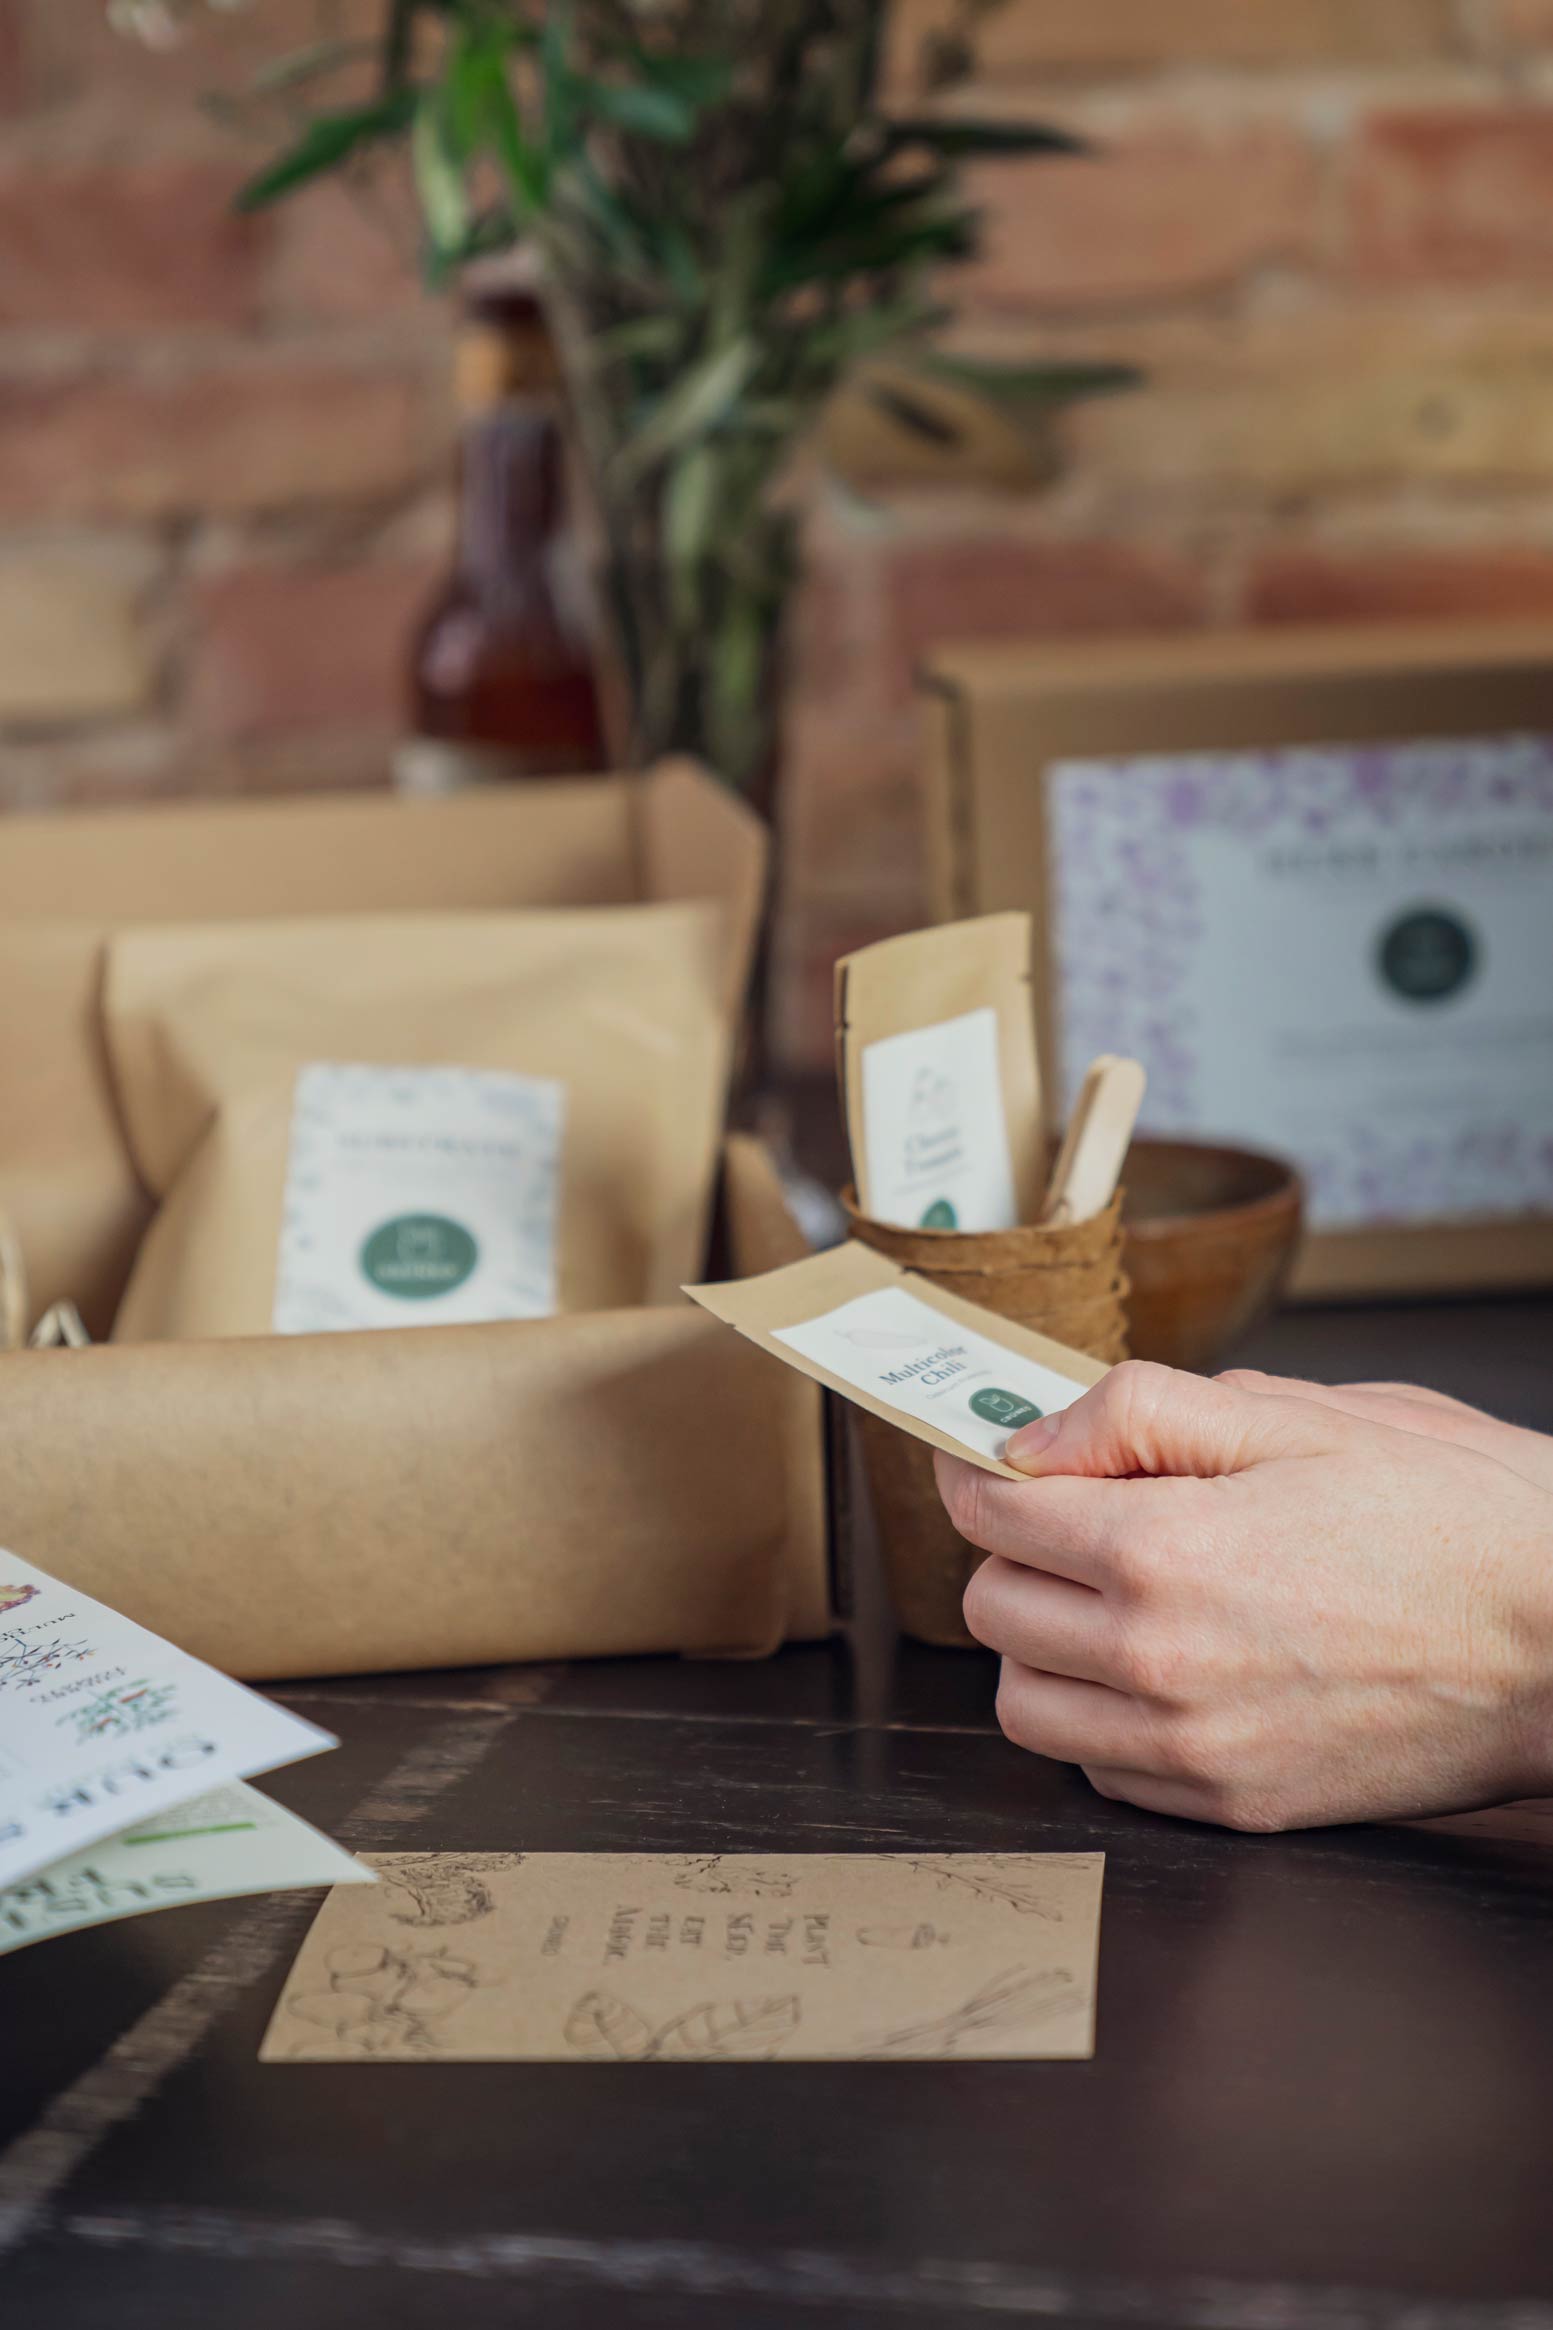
[273,1062,564,1334]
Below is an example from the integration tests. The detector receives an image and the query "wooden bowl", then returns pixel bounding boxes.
[1121,1139,1304,1374]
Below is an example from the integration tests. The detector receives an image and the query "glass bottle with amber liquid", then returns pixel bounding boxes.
[401,292,609,792]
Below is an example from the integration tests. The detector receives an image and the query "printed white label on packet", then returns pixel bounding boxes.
[859,1007,1017,1232]
[773,1286,1089,1464]
[272,1063,564,1335]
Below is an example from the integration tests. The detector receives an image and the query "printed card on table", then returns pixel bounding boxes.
[0,1551,368,1947]
[0,1780,369,1958]
[262,1850,1105,2064]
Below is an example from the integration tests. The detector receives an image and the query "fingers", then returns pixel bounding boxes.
[1003,1360,1330,1484]
[1218,1369,1543,1475]
[963,1556,1126,1688]
[1082,1765,1213,1823]
[994,1659,1165,1771]
[934,1448,1171,1589]
[1222,1369,1480,1422]
[1081,1765,1290,1834]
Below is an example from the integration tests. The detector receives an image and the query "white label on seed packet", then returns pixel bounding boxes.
[859,1008,1017,1232]
[774,1286,1089,1464]
[0,1553,335,1894]
[0,1781,372,1958]
[272,1062,564,1335]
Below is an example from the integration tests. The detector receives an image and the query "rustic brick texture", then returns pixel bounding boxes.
[9,1,1553,1064]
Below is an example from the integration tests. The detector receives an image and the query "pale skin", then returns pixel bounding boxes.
[936,1363,1553,1833]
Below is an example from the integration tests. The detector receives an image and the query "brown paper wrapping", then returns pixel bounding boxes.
[843,1189,1128,1648]
[0,1139,829,1679]
[0,1308,794,1677]
[0,774,834,1674]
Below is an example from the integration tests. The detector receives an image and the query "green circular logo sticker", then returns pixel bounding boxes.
[1376,906,1478,1005]
[919,1198,959,1229]
[360,1213,478,1301]
[969,1387,1043,1431]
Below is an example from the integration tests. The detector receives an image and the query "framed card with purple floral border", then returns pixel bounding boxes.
[923,623,1553,1296]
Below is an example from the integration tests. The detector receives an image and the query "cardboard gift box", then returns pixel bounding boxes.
[0,764,830,1676]
[922,621,1553,1298]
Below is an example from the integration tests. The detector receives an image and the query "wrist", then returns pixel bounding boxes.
[1497,1484,1553,1799]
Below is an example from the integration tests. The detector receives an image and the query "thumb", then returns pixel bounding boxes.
[1005,1359,1332,1482]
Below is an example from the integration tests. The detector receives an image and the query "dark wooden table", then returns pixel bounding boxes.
[3,1291,1552,2330]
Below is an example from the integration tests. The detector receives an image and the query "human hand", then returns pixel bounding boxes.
[938,1361,1553,1831]
[1218,1371,1553,1496]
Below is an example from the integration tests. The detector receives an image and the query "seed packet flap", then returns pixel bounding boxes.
[686,1242,1107,1478]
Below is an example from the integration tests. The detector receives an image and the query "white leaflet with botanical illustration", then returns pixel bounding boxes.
[0,1551,338,1894]
[0,1779,371,1957]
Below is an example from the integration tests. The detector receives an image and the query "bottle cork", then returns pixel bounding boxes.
[454,294,561,412]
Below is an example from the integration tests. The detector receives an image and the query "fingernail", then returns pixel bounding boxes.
[1005,1413,1061,1469]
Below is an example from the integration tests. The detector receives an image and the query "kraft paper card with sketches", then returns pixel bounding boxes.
[260,1849,1105,2063]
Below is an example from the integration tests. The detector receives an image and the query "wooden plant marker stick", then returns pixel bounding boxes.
[1040,1056,1146,1226]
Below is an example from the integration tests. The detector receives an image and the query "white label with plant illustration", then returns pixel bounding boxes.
[774,1285,1088,1464]
[272,1063,564,1334]
[859,1008,1017,1232]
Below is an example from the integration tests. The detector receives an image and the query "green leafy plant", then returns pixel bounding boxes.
[144,1,1138,800]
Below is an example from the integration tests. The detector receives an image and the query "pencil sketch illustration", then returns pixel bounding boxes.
[864,1966,1077,2058]
[377,1853,516,1929]
[671,1855,796,1900]
[564,1989,802,2062]
[857,1923,952,1950]
[909,1857,1089,1922]
[909,1065,958,1134]
[285,1941,499,2057]
[0,1581,39,1618]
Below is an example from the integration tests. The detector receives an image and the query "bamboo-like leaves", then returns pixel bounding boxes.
[218,0,1140,796]
[917,354,1143,406]
[412,91,469,269]
[618,338,758,478]
[234,89,418,210]
[886,116,1089,160]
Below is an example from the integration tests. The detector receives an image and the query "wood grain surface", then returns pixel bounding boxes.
[2,1280,1551,2330]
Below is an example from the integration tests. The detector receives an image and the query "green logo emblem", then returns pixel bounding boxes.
[1376,906,1478,1004]
[969,1387,1042,1431]
[919,1198,958,1229]
[360,1213,478,1300]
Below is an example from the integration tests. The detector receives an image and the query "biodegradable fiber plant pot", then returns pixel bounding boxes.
[842,1189,1130,1649]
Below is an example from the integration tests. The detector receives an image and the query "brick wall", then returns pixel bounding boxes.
[7,4,1553,1063]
